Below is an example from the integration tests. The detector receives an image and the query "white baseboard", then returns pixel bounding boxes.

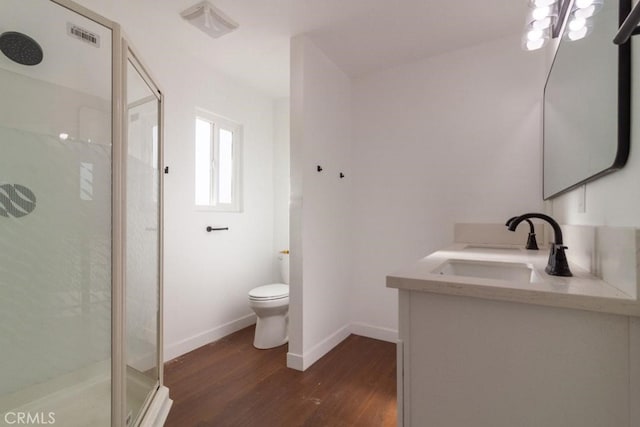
[165,317,397,373]
[286,322,398,372]
[286,324,351,372]
[286,351,304,371]
[350,322,398,343]
[164,313,256,361]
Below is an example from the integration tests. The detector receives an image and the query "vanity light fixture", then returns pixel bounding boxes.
[522,0,560,51]
[564,0,604,41]
[522,0,603,50]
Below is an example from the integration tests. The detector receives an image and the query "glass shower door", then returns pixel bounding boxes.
[0,1,113,426]
[125,52,162,425]
[1,1,168,426]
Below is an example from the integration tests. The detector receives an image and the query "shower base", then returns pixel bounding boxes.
[1,373,110,427]
[1,363,171,426]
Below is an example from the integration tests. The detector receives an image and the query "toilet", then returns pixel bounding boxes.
[248,251,289,349]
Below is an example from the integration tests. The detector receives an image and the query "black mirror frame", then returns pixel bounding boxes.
[542,0,631,200]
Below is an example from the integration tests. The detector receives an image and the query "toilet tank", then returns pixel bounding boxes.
[279,251,289,284]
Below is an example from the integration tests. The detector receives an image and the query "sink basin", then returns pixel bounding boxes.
[462,245,521,253]
[432,259,535,283]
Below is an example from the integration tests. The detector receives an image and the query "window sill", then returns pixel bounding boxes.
[195,205,243,213]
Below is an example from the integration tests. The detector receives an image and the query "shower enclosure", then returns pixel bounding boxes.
[0,1,170,426]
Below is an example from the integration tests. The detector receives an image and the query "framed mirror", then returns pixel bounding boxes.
[543,0,630,199]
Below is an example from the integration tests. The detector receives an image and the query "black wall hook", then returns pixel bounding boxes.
[317,165,323,172]
[339,172,345,178]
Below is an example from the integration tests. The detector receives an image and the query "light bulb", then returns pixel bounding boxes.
[527,29,545,41]
[574,5,596,18]
[569,17,587,31]
[525,38,546,50]
[59,133,69,141]
[575,0,594,8]
[532,6,553,20]
[568,26,588,40]
[530,0,557,6]
[531,16,553,29]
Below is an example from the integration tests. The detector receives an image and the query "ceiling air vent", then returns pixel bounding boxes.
[180,1,238,39]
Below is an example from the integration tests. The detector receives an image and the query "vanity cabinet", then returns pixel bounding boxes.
[397,290,640,427]
[389,224,640,427]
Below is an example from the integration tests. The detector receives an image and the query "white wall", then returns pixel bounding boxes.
[160,51,277,361]
[289,35,353,370]
[74,0,281,361]
[549,41,640,227]
[350,35,547,336]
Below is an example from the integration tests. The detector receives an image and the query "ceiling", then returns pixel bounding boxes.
[166,0,530,98]
[11,0,530,99]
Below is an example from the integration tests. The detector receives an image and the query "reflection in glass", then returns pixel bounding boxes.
[126,57,160,425]
[543,0,629,198]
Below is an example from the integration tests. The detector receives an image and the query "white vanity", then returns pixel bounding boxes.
[387,223,640,427]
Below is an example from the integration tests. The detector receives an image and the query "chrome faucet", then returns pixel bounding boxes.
[507,213,572,277]
[505,216,539,250]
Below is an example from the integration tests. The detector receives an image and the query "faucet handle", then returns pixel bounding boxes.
[546,244,572,277]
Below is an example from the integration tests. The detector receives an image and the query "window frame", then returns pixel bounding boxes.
[194,109,243,212]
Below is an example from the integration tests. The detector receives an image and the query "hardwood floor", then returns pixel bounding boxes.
[163,326,396,426]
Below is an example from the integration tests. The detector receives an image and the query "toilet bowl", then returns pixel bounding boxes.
[249,284,289,349]
[248,252,289,349]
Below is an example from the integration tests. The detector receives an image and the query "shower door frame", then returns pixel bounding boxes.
[121,38,166,427]
[46,1,168,426]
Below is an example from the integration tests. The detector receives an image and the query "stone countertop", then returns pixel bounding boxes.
[387,243,640,317]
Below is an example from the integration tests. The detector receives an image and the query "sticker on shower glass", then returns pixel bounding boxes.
[0,184,36,218]
[67,23,100,47]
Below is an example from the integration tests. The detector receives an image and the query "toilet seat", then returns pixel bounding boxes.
[249,283,289,301]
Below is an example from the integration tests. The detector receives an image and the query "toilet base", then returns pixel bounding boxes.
[253,314,288,349]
